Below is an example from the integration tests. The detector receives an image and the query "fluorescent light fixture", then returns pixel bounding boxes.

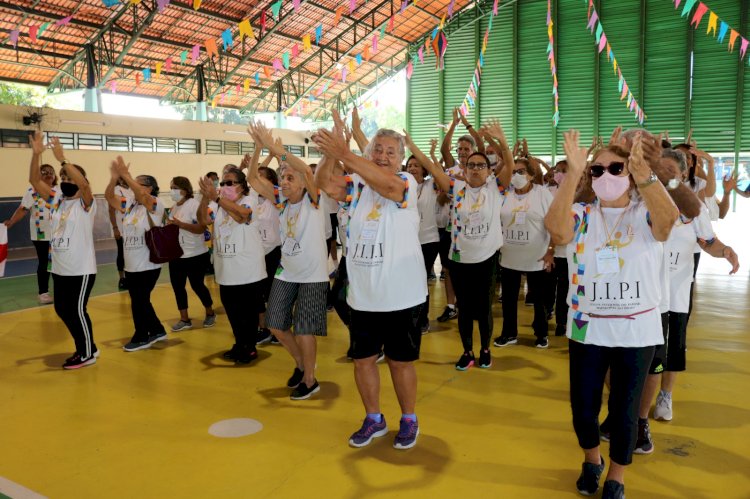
[223,130,247,135]
[60,119,106,126]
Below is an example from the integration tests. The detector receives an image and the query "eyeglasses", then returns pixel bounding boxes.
[41,170,55,177]
[512,168,527,175]
[589,162,626,178]
[219,180,236,186]
[466,162,488,170]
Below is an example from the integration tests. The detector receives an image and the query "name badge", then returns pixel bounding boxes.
[514,211,527,226]
[360,220,379,241]
[281,237,300,256]
[469,211,482,226]
[596,246,620,274]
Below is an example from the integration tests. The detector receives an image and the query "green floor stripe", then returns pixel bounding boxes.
[0,263,171,314]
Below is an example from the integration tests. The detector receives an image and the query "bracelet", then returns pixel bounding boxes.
[280,154,287,162]
[61,159,69,166]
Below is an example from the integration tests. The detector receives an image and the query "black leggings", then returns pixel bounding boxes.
[500,267,548,339]
[169,252,213,311]
[687,252,701,322]
[115,236,125,272]
[32,240,50,294]
[569,340,655,465]
[450,253,497,351]
[53,273,96,357]
[418,242,440,328]
[545,257,570,329]
[126,269,165,342]
[219,281,264,347]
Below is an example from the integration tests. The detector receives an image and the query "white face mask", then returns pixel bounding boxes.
[487,154,498,165]
[511,173,529,190]
[170,189,184,202]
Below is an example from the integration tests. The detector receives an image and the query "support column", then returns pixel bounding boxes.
[83,44,99,113]
[195,64,208,122]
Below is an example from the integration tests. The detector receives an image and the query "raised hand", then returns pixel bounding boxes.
[113,155,130,177]
[239,153,252,171]
[562,129,588,176]
[30,130,46,155]
[628,134,652,185]
[311,128,350,160]
[199,176,217,200]
[522,138,529,157]
[452,107,460,125]
[50,136,66,162]
[608,126,623,147]
[481,118,507,144]
[723,173,738,192]
[430,138,438,153]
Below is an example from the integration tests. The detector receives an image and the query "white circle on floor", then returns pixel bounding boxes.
[208,418,263,438]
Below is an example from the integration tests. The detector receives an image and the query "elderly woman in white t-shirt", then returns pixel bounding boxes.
[106,157,168,353]
[314,117,426,451]
[406,154,440,333]
[493,156,554,349]
[28,132,98,369]
[196,167,267,364]
[247,122,329,401]
[545,131,678,499]
[4,160,57,305]
[167,176,215,332]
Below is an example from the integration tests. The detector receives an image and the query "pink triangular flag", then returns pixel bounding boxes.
[741,38,749,59]
[110,81,117,94]
[406,61,414,79]
[191,44,200,64]
[492,0,498,16]
[690,2,709,28]
[349,0,356,14]
[8,29,19,48]
[165,57,173,72]
[56,15,73,26]
[292,44,299,58]
[293,0,301,11]
[372,34,378,52]
[418,46,424,63]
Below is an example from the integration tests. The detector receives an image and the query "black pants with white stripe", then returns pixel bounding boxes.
[52,273,96,358]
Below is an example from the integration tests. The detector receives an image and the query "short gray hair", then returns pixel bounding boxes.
[364,129,405,162]
[457,134,476,148]
[662,148,688,173]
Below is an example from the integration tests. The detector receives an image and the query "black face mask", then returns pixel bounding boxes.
[60,182,79,197]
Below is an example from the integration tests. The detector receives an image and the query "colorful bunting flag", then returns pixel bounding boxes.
[547,0,559,126]
[56,16,72,26]
[8,30,19,48]
[293,0,301,12]
[155,62,163,76]
[221,29,233,50]
[29,25,39,44]
[271,0,282,21]
[165,57,173,72]
[315,25,323,45]
[191,44,200,64]
[282,52,290,69]
[239,19,255,40]
[205,38,218,57]
[303,34,311,51]
[335,6,344,25]
[193,0,201,11]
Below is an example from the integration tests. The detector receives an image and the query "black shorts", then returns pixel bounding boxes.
[650,313,669,374]
[349,304,423,362]
[330,213,339,234]
[438,227,452,271]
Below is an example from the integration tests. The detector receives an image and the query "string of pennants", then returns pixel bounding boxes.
[586,0,645,124]
[457,0,499,117]
[675,0,750,63]
[547,0,559,126]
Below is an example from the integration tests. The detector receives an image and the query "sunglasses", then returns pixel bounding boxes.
[589,162,626,178]
[219,180,237,186]
[466,162,488,170]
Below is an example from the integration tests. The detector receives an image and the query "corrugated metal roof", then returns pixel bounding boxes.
[0,0,474,118]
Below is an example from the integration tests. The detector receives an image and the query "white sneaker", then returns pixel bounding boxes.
[654,391,673,421]
[38,293,53,305]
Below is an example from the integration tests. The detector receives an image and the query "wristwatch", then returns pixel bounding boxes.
[637,171,658,189]
[666,178,680,191]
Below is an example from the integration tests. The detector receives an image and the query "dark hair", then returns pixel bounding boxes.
[513,157,543,185]
[406,154,428,177]
[137,175,159,196]
[40,163,58,186]
[171,176,194,199]
[59,164,88,183]
[466,151,491,166]
[206,171,219,180]
[675,144,697,188]
[258,166,278,186]
[223,167,250,196]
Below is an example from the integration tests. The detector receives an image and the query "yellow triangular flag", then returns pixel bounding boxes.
[155,62,163,76]
[303,34,312,51]
[239,19,255,40]
[193,0,201,10]
[439,14,446,30]
[707,12,718,36]
[244,78,250,93]
[348,60,355,73]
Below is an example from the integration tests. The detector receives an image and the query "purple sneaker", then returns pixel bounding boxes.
[348,415,388,448]
[393,418,419,450]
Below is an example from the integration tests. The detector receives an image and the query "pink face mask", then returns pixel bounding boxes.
[220,185,239,201]
[553,172,565,185]
[592,172,630,201]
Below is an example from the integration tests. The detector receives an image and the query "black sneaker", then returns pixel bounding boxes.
[535,337,549,349]
[233,345,258,364]
[290,380,320,400]
[439,271,445,281]
[427,271,436,281]
[62,352,96,370]
[256,328,272,345]
[478,349,492,369]
[555,325,566,336]
[546,309,554,320]
[634,418,654,454]
[455,352,475,371]
[601,480,625,499]
[269,335,281,345]
[118,277,128,290]
[222,344,241,360]
[493,336,517,347]
[576,456,605,496]
[287,367,304,388]
[437,306,458,322]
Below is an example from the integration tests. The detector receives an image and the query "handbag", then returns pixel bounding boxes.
[144,208,183,263]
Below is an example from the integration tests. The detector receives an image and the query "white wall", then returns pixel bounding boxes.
[0,104,309,198]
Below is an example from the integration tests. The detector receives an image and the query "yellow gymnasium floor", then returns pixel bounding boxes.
[0,260,748,498]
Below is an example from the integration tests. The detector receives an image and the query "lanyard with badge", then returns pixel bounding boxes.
[282,201,303,255]
[466,185,485,227]
[53,199,76,238]
[512,192,529,226]
[596,203,628,274]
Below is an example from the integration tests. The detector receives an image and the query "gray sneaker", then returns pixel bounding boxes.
[171,320,193,332]
[202,315,217,328]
